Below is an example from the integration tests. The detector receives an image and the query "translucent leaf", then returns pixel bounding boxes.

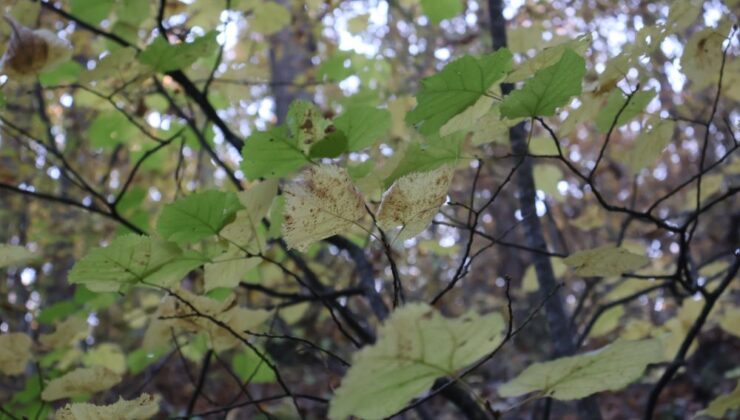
[506,34,591,83]
[240,126,308,180]
[699,381,740,418]
[219,179,277,251]
[439,95,494,136]
[39,316,88,350]
[501,49,585,119]
[80,48,145,85]
[334,105,391,151]
[282,165,366,251]
[0,244,35,268]
[232,346,276,384]
[667,0,703,33]
[70,0,114,24]
[138,31,217,73]
[54,393,160,420]
[384,133,464,188]
[377,166,454,241]
[499,339,665,400]
[522,258,567,293]
[157,190,243,244]
[406,49,512,135]
[470,108,523,145]
[328,303,505,419]
[68,235,203,292]
[41,366,122,401]
[628,118,675,174]
[595,89,656,133]
[563,245,650,277]
[420,0,463,24]
[0,332,32,375]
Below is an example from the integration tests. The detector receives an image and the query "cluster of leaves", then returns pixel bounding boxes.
[0,0,738,419]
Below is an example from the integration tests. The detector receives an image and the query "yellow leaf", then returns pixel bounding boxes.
[564,245,650,277]
[377,166,454,241]
[42,366,122,401]
[0,332,33,375]
[283,165,366,251]
[39,316,88,350]
[54,393,160,420]
[0,16,72,80]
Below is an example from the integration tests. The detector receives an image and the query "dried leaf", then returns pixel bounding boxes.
[1,16,72,79]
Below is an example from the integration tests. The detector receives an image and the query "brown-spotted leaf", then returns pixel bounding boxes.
[283,165,366,251]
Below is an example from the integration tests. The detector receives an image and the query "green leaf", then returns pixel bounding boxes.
[420,0,463,24]
[328,303,505,419]
[38,61,83,86]
[506,34,591,83]
[563,245,650,277]
[37,301,78,325]
[70,0,115,24]
[309,130,348,158]
[406,49,512,135]
[232,346,276,383]
[595,89,656,133]
[0,244,35,268]
[88,111,139,149]
[333,106,391,151]
[157,190,243,244]
[699,381,740,418]
[385,133,464,188]
[139,31,218,73]
[499,339,665,400]
[501,49,585,119]
[68,235,197,292]
[240,126,308,180]
[117,0,152,24]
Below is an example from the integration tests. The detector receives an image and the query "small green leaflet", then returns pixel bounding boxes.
[333,105,391,151]
[329,303,505,419]
[241,126,309,180]
[232,346,276,383]
[384,132,464,188]
[308,130,348,159]
[68,235,204,292]
[501,49,585,119]
[406,49,512,135]
[420,0,463,24]
[499,339,665,400]
[563,245,650,277]
[157,190,243,244]
[139,31,218,73]
[595,89,656,133]
[0,244,35,268]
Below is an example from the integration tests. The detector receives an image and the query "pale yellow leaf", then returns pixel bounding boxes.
[439,95,493,136]
[54,393,160,420]
[82,343,127,375]
[42,366,122,401]
[699,381,740,418]
[0,332,32,375]
[39,316,88,350]
[628,118,675,174]
[0,244,35,268]
[564,245,650,277]
[376,166,454,241]
[0,16,72,80]
[283,165,366,251]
